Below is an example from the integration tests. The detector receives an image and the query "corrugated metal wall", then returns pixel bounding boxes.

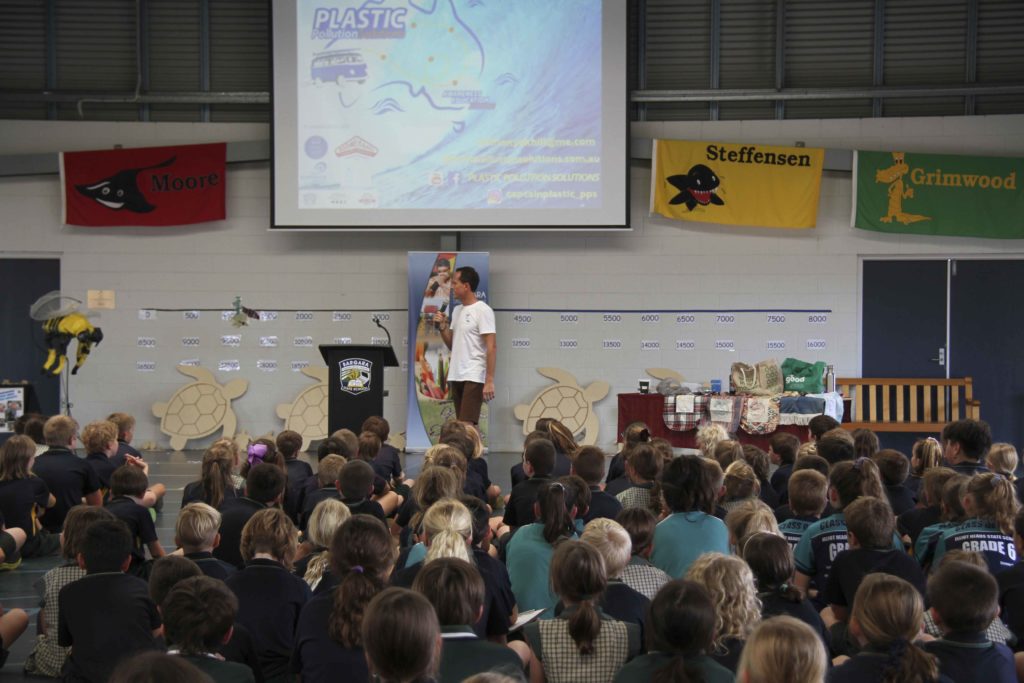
[0,0,1021,122]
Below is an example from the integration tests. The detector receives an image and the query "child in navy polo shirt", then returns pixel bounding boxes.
[338,459,387,522]
[175,502,237,581]
[105,465,165,577]
[915,473,970,572]
[777,469,828,549]
[226,508,311,682]
[298,454,345,531]
[924,561,1016,683]
[768,431,801,504]
[503,438,556,529]
[874,449,917,516]
[573,445,622,524]
[899,467,956,548]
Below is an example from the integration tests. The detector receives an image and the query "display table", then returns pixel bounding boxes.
[617,393,809,450]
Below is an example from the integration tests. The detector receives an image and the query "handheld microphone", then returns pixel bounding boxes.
[429,280,440,295]
[436,301,448,331]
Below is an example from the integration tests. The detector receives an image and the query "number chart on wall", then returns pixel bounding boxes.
[502,308,835,389]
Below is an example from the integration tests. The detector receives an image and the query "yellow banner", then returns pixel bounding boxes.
[650,139,825,229]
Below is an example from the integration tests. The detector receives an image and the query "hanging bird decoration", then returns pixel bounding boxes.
[231,296,260,328]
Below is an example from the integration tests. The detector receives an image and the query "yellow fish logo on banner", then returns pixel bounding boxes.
[650,139,825,229]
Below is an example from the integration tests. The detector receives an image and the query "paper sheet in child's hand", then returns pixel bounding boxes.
[510,609,546,631]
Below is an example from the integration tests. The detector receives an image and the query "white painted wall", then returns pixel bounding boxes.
[1,115,1022,451]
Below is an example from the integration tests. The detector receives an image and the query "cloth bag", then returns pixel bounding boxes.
[781,357,827,394]
[730,360,783,395]
[740,396,781,435]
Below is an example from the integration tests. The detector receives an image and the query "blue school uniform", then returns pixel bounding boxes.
[932,518,1018,575]
[794,512,902,589]
[922,631,1016,683]
[778,515,817,550]
[914,521,956,567]
[505,523,576,616]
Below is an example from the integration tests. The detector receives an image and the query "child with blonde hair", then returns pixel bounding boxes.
[987,443,1023,502]
[686,552,762,672]
[930,472,1019,573]
[580,518,650,641]
[297,498,350,591]
[721,460,761,513]
[724,499,779,553]
[909,437,945,500]
[697,423,729,460]
[738,616,828,683]
[175,502,236,580]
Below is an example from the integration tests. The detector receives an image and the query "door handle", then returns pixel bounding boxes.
[930,348,946,366]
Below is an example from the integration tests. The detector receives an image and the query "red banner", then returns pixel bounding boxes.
[60,142,226,226]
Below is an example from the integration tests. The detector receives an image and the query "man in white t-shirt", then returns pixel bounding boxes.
[434,266,496,424]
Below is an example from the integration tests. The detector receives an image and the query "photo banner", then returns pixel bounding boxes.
[853,150,1024,239]
[650,139,825,229]
[406,252,490,452]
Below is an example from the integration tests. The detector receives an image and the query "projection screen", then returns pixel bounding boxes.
[271,0,628,230]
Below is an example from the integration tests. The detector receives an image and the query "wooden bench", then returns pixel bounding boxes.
[836,377,980,433]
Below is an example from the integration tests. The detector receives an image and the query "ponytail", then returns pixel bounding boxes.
[538,482,576,544]
[550,542,606,655]
[328,516,394,648]
[881,638,940,683]
[566,599,601,655]
[830,457,885,509]
[422,498,473,564]
[201,445,234,508]
[968,472,1019,535]
[425,529,472,564]
[652,656,695,683]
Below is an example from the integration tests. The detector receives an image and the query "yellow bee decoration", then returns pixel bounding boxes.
[42,313,103,375]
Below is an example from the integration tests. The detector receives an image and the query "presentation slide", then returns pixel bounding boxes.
[272,0,628,230]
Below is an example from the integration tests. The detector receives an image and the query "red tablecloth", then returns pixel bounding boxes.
[616,393,806,450]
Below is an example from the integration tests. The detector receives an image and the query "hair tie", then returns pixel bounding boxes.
[853,457,868,471]
[993,473,1005,482]
[247,443,268,467]
[639,428,650,442]
[926,436,940,445]
[550,482,566,493]
[351,565,364,574]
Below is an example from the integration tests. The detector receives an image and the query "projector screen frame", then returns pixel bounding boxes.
[269,0,630,232]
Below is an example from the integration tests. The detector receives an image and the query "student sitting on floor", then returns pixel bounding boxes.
[572,445,622,524]
[929,472,1019,575]
[292,515,393,683]
[827,573,950,683]
[298,454,345,531]
[338,459,387,522]
[294,497,350,592]
[82,420,120,497]
[24,505,115,677]
[742,532,830,648]
[522,542,641,682]
[579,518,650,644]
[176,502,237,581]
[724,499,780,555]
[686,553,762,673]
[915,474,970,572]
[743,445,780,509]
[615,507,671,600]
[182,440,243,509]
[614,443,663,516]
[738,616,828,683]
[32,415,102,533]
[226,508,311,683]
[900,467,956,549]
[105,464,166,578]
[908,436,945,501]
[998,508,1024,644]
[214,463,286,570]
[362,588,442,683]
[503,438,556,530]
[777,469,828,550]
[651,456,729,578]
[106,412,144,464]
[58,519,161,683]
[874,449,917,516]
[413,558,531,683]
[922,550,1015,646]
[163,576,256,683]
[0,434,57,559]
[987,442,1024,504]
[613,579,732,683]
[769,432,801,505]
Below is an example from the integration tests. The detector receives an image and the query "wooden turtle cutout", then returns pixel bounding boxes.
[276,366,329,451]
[513,367,610,446]
[152,365,248,451]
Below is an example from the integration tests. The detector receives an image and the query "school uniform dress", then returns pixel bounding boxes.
[581,486,623,523]
[58,571,161,683]
[616,483,656,511]
[614,652,734,683]
[619,555,671,600]
[650,511,729,578]
[290,590,369,683]
[932,518,1018,575]
[922,631,1016,683]
[227,558,311,683]
[506,524,574,614]
[184,551,238,581]
[827,646,954,683]
[24,563,86,677]
[502,476,551,529]
[437,625,524,683]
[523,606,641,683]
[31,446,101,533]
[214,497,267,569]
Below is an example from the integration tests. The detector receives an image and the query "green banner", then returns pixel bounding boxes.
[854,150,1024,239]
